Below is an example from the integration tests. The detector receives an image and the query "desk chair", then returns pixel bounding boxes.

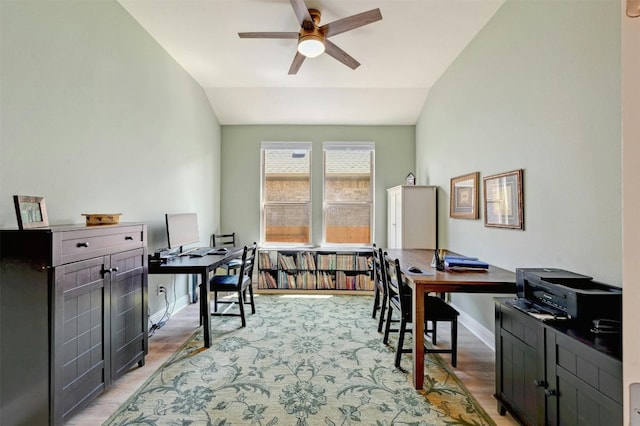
[383,254,459,369]
[212,232,241,274]
[209,244,257,327]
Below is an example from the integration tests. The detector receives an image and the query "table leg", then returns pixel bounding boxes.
[412,285,426,389]
[200,271,211,347]
[191,273,199,303]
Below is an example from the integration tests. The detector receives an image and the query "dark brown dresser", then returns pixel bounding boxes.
[0,223,148,425]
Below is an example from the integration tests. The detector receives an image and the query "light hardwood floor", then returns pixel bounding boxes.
[66,296,519,426]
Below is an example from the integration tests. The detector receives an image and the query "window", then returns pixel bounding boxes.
[261,142,312,244]
[323,142,374,245]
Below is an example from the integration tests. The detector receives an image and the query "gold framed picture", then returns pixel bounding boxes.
[483,169,524,230]
[13,195,49,229]
[450,172,479,219]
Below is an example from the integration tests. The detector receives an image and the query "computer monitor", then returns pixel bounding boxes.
[165,213,200,252]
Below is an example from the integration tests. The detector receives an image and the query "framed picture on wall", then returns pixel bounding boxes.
[483,169,524,230]
[13,195,49,229]
[450,172,479,219]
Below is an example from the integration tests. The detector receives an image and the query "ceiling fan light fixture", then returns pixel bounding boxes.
[297,33,325,58]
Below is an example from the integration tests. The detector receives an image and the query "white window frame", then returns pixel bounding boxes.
[260,142,312,246]
[322,141,375,247]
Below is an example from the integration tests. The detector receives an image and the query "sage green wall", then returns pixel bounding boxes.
[0,1,222,314]
[416,0,621,334]
[220,126,415,247]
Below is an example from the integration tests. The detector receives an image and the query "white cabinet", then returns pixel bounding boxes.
[387,185,437,249]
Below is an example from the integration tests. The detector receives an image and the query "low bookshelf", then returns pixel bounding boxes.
[257,247,374,293]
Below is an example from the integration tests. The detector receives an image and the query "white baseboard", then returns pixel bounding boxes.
[450,302,496,352]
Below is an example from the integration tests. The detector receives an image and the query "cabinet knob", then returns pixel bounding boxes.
[544,389,557,396]
[77,242,90,248]
[534,380,547,388]
[125,236,134,240]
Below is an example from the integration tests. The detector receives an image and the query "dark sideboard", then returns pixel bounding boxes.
[495,298,622,426]
[0,223,148,425]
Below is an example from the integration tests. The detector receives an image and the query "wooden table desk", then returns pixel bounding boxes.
[148,247,243,348]
[383,248,516,390]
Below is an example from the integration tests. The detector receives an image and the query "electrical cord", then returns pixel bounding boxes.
[148,281,176,336]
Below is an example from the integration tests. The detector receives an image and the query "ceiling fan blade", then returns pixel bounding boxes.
[321,8,382,38]
[238,32,298,39]
[288,51,306,75]
[324,40,360,70]
[289,0,313,29]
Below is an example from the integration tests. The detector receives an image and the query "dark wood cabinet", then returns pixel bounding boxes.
[494,300,545,424]
[1,224,148,425]
[495,299,622,426]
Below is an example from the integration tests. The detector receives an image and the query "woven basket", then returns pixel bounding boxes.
[82,213,122,226]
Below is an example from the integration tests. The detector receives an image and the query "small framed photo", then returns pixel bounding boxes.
[483,169,524,230]
[450,172,479,219]
[13,195,49,229]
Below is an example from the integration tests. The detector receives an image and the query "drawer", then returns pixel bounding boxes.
[53,225,146,266]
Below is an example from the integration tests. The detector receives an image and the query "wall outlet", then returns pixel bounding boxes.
[157,285,166,296]
[632,383,640,426]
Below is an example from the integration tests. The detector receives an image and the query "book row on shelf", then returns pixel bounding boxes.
[259,250,371,272]
[258,270,373,291]
[256,248,374,292]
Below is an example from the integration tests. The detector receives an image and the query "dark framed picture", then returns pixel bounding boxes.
[13,195,49,229]
[450,172,479,219]
[483,169,524,230]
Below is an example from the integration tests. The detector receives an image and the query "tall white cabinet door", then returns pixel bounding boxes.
[386,185,437,249]
[387,186,400,248]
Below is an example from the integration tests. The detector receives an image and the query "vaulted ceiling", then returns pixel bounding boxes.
[118,0,504,125]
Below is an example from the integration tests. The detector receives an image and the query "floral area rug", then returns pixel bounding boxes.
[105,294,495,425]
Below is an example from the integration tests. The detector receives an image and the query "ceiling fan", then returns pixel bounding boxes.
[238,0,382,75]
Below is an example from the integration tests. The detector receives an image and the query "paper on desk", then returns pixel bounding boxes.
[528,312,564,321]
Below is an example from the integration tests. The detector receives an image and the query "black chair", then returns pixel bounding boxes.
[383,254,459,368]
[209,243,257,327]
[212,232,241,274]
[371,246,388,333]
[212,232,236,248]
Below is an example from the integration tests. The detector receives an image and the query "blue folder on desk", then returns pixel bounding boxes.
[444,255,488,270]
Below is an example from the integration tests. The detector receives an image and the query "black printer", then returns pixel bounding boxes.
[514,268,622,325]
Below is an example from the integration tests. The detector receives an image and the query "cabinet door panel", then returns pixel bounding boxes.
[111,248,147,379]
[56,256,108,423]
[499,331,540,425]
[554,333,622,403]
[387,188,400,248]
[554,366,622,426]
[495,301,546,426]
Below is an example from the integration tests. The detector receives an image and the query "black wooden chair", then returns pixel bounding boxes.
[371,245,388,333]
[209,243,257,327]
[212,232,241,274]
[383,254,459,368]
